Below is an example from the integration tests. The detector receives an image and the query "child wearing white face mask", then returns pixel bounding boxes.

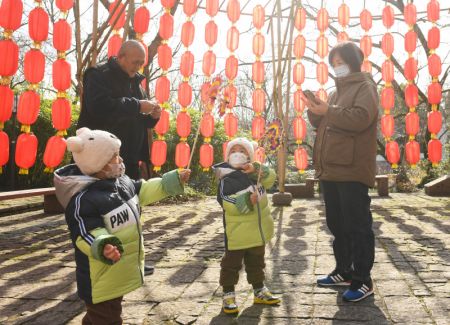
[53,127,190,324]
[212,137,280,315]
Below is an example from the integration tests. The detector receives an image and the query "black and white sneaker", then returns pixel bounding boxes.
[317,269,352,286]
[343,279,374,302]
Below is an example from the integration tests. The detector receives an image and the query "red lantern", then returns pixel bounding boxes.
[0,39,19,77]
[294,90,305,113]
[140,40,148,67]
[428,54,441,77]
[293,35,306,58]
[253,5,265,29]
[381,87,395,110]
[381,33,394,57]
[56,0,74,11]
[385,141,400,166]
[404,3,417,26]
[227,26,239,52]
[382,60,394,83]
[0,131,8,171]
[337,31,349,43]
[0,0,23,31]
[428,139,442,165]
[43,136,66,171]
[405,30,417,53]
[404,58,417,80]
[29,7,49,43]
[178,82,193,108]
[53,19,72,52]
[405,112,419,136]
[225,85,237,108]
[227,0,240,23]
[200,143,214,170]
[293,116,306,142]
[24,50,45,84]
[108,0,125,30]
[252,61,265,84]
[224,113,238,138]
[52,59,71,91]
[316,35,328,58]
[428,111,442,134]
[252,89,265,113]
[405,140,420,165]
[205,20,218,46]
[161,0,176,8]
[295,7,306,30]
[252,116,265,140]
[225,55,238,80]
[158,44,172,71]
[15,133,38,174]
[317,8,329,32]
[17,90,40,127]
[180,51,194,78]
[317,62,328,85]
[338,3,350,27]
[134,6,150,35]
[427,27,440,50]
[428,82,442,105]
[293,62,305,85]
[202,50,216,76]
[155,109,170,135]
[253,34,265,56]
[360,35,372,56]
[381,115,395,138]
[206,0,219,17]
[0,85,14,124]
[176,111,191,139]
[382,5,394,29]
[175,142,190,168]
[317,89,328,102]
[405,84,419,108]
[200,112,215,138]
[155,76,170,104]
[294,147,308,171]
[108,34,122,58]
[151,140,167,169]
[52,98,71,132]
[181,21,195,47]
[427,0,440,22]
[360,9,372,32]
[159,13,174,39]
[183,0,197,16]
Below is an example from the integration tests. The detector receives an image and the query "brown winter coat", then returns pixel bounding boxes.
[307,72,379,187]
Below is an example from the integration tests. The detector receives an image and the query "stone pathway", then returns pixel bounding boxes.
[0,193,448,324]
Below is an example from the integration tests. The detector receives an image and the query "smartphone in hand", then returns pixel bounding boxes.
[303,90,320,105]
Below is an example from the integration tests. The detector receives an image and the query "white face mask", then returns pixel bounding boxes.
[333,64,351,78]
[103,162,126,179]
[228,152,249,168]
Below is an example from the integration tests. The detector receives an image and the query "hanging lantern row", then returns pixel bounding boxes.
[360,7,372,73]
[292,6,308,173]
[107,0,125,58]
[426,0,442,167]
[151,0,176,171]
[337,2,349,42]
[380,4,400,168]
[316,6,328,102]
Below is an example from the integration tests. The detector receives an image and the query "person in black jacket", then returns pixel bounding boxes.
[78,40,161,181]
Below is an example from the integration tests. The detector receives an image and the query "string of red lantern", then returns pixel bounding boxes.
[222,0,240,158]
[43,0,74,173]
[337,1,349,43]
[151,0,176,171]
[175,0,197,169]
[316,4,328,102]
[403,1,420,167]
[381,4,400,168]
[199,0,219,171]
[292,6,308,173]
[134,0,150,90]
[107,0,126,58]
[0,0,22,173]
[426,0,442,167]
[360,5,372,73]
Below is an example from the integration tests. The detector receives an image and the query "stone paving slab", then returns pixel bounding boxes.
[0,192,448,324]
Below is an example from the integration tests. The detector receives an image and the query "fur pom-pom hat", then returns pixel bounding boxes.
[66,127,121,175]
[226,137,258,163]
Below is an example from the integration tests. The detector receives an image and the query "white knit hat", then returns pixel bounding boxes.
[226,137,258,163]
[66,127,121,175]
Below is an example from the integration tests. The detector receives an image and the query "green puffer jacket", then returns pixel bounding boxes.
[214,162,276,250]
[54,165,184,304]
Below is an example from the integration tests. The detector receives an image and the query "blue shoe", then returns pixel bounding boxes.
[343,279,374,302]
[317,270,351,286]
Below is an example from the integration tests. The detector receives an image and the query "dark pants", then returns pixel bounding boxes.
[220,246,265,288]
[82,296,123,325]
[321,181,375,281]
[124,161,139,180]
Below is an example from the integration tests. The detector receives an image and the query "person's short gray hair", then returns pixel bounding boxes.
[118,40,146,57]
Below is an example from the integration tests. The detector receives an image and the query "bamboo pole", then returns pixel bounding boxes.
[74,0,83,101]
[91,0,99,66]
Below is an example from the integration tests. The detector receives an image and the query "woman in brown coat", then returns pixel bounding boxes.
[304,42,379,302]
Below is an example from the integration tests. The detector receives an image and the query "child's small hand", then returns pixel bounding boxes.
[241,163,255,174]
[179,169,191,183]
[250,192,258,205]
[103,244,121,263]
